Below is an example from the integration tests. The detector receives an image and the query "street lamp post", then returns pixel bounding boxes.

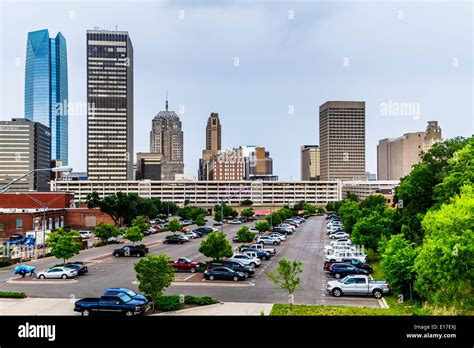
[0,166,72,194]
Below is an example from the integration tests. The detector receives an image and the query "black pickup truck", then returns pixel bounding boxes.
[112,245,149,257]
[74,294,148,316]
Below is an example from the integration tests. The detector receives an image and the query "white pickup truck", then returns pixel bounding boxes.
[326,275,391,299]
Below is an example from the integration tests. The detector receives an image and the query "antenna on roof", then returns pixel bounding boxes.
[165,90,168,111]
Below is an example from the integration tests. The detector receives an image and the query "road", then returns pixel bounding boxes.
[0,217,380,308]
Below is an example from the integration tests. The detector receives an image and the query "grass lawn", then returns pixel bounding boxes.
[270,303,429,316]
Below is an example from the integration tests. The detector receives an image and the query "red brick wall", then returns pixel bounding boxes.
[65,209,115,230]
[0,210,66,240]
[0,193,74,209]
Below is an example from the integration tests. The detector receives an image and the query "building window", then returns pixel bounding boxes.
[0,223,4,237]
[16,218,23,229]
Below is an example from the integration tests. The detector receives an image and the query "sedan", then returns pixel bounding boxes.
[228,219,242,224]
[55,263,88,275]
[183,231,199,239]
[37,267,77,279]
[204,267,246,281]
[330,232,350,239]
[329,263,369,279]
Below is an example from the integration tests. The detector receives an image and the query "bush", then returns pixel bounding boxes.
[185,295,218,306]
[154,295,182,311]
[197,261,208,273]
[0,291,26,298]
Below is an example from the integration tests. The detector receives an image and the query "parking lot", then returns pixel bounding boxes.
[0,217,380,308]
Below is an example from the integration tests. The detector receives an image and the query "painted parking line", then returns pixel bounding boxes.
[6,278,78,285]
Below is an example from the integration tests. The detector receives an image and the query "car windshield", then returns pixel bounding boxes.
[118,293,132,303]
[338,276,349,283]
[126,290,137,297]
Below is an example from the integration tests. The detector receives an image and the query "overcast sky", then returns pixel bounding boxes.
[1,0,472,180]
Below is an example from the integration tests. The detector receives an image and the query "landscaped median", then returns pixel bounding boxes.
[153,295,219,313]
[0,291,27,299]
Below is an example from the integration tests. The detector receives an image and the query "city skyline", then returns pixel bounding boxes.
[1,1,472,180]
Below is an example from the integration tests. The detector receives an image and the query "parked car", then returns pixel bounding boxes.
[204,267,246,281]
[268,233,286,241]
[163,235,187,244]
[328,263,369,278]
[330,238,352,246]
[278,223,296,232]
[340,258,373,273]
[180,220,194,226]
[103,288,148,303]
[74,294,148,316]
[324,244,357,254]
[247,244,276,255]
[37,267,77,279]
[193,226,216,235]
[232,236,240,243]
[112,245,149,257]
[208,260,255,277]
[240,247,271,260]
[183,231,199,239]
[330,232,350,239]
[324,251,367,263]
[228,219,242,224]
[248,228,259,234]
[78,230,93,239]
[54,263,88,275]
[326,275,391,299]
[170,257,199,273]
[228,254,261,267]
[256,236,280,245]
[272,227,292,235]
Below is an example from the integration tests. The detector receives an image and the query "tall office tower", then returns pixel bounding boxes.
[86,30,134,180]
[319,101,366,181]
[25,29,68,165]
[199,112,221,180]
[150,99,184,180]
[136,152,162,180]
[301,145,320,181]
[377,121,442,180]
[0,119,51,192]
[245,147,277,180]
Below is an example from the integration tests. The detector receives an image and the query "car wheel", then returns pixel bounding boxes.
[135,253,140,257]
[113,253,119,257]
[39,274,45,279]
[125,310,134,317]
[61,274,67,279]
[373,290,382,299]
[335,273,341,279]
[273,242,277,245]
[266,256,270,260]
[250,262,256,267]
[164,241,168,244]
[190,267,196,273]
[233,276,239,281]
[332,288,342,297]
[209,275,214,280]
[81,309,90,316]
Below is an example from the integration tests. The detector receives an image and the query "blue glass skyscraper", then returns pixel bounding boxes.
[25,29,68,165]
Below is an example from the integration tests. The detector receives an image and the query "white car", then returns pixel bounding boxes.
[324,244,357,254]
[229,219,242,224]
[330,239,352,246]
[228,254,261,267]
[37,267,77,279]
[79,230,93,239]
[278,224,296,232]
[242,250,259,260]
[330,232,350,239]
[248,228,259,234]
[183,231,199,239]
[269,233,286,241]
[324,251,367,263]
[256,236,281,245]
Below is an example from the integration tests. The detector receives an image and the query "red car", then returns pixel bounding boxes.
[170,257,199,273]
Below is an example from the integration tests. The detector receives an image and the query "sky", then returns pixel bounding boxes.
[0,0,472,180]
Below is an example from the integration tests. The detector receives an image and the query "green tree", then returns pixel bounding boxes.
[266,258,303,310]
[94,223,122,244]
[86,191,101,209]
[195,214,206,227]
[214,203,238,222]
[292,200,306,212]
[325,200,344,213]
[360,194,387,215]
[237,226,256,243]
[135,198,158,220]
[380,233,418,296]
[132,215,149,233]
[133,254,175,311]
[345,192,359,202]
[303,203,317,215]
[351,211,392,251]
[241,199,253,206]
[338,200,362,234]
[266,212,281,227]
[414,185,474,310]
[240,208,254,218]
[198,232,233,261]
[123,226,144,245]
[167,219,182,233]
[255,220,271,234]
[46,228,81,265]
[97,192,141,226]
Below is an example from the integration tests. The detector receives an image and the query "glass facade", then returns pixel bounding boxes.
[25,29,68,165]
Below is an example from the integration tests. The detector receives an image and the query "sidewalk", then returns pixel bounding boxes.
[0,298,76,315]
[153,302,274,316]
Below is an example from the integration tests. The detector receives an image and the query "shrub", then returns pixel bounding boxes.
[185,295,218,306]
[154,295,182,311]
[0,291,26,298]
